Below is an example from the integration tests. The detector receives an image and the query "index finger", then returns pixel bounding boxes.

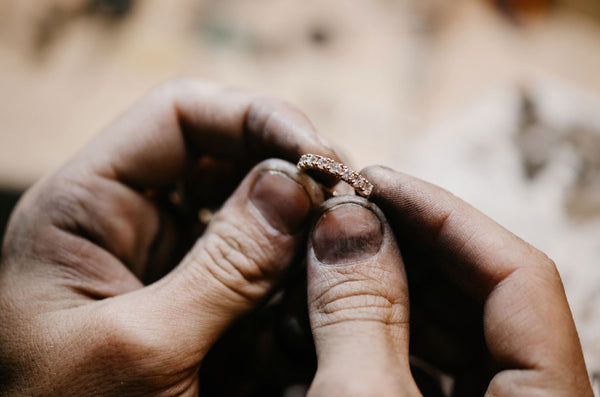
[361,166,592,393]
[363,165,553,298]
[75,80,339,188]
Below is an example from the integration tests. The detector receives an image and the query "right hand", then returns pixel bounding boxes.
[305,166,593,396]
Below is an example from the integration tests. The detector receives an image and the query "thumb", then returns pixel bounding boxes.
[95,159,323,368]
[306,196,420,397]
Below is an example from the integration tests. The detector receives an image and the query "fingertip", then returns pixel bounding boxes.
[360,165,411,199]
[244,98,341,164]
[305,196,416,391]
[309,197,385,265]
[248,159,324,235]
[253,158,326,206]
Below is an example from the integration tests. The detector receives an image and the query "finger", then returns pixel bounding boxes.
[306,196,420,397]
[78,80,339,188]
[88,159,323,371]
[2,173,153,298]
[362,166,593,395]
[6,80,340,290]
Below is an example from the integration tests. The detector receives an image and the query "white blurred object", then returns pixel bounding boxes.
[399,77,600,376]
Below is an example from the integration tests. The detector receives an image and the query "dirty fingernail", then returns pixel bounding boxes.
[249,170,312,235]
[311,203,383,265]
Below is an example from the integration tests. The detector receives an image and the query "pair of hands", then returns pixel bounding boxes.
[0,81,592,396]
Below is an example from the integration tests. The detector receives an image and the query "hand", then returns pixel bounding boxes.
[304,166,593,396]
[0,80,339,396]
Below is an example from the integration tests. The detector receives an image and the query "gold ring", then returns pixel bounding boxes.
[297,154,373,198]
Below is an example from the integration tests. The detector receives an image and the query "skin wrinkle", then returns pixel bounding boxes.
[310,263,401,306]
[214,235,266,284]
[212,216,283,279]
[319,293,396,313]
[72,184,132,265]
[185,212,292,306]
[195,246,260,306]
[30,224,141,300]
[37,181,86,234]
[311,317,411,332]
[310,276,372,305]
[38,173,149,275]
[311,276,408,330]
[43,171,171,285]
[312,276,391,310]
[213,237,271,293]
[92,173,160,269]
[90,144,131,188]
[314,296,405,327]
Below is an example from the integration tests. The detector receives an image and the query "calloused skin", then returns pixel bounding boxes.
[0,80,593,396]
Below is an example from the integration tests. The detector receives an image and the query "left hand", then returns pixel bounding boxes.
[0,80,338,396]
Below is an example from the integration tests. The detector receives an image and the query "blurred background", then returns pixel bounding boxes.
[1,0,600,392]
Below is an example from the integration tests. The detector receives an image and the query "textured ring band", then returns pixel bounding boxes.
[297,154,374,198]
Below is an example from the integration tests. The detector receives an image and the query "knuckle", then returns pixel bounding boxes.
[2,188,100,281]
[310,273,408,329]
[531,253,563,286]
[517,241,561,280]
[31,175,106,237]
[197,222,278,304]
[15,175,142,268]
[246,96,308,134]
[3,179,86,258]
[35,178,84,228]
[537,253,559,274]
